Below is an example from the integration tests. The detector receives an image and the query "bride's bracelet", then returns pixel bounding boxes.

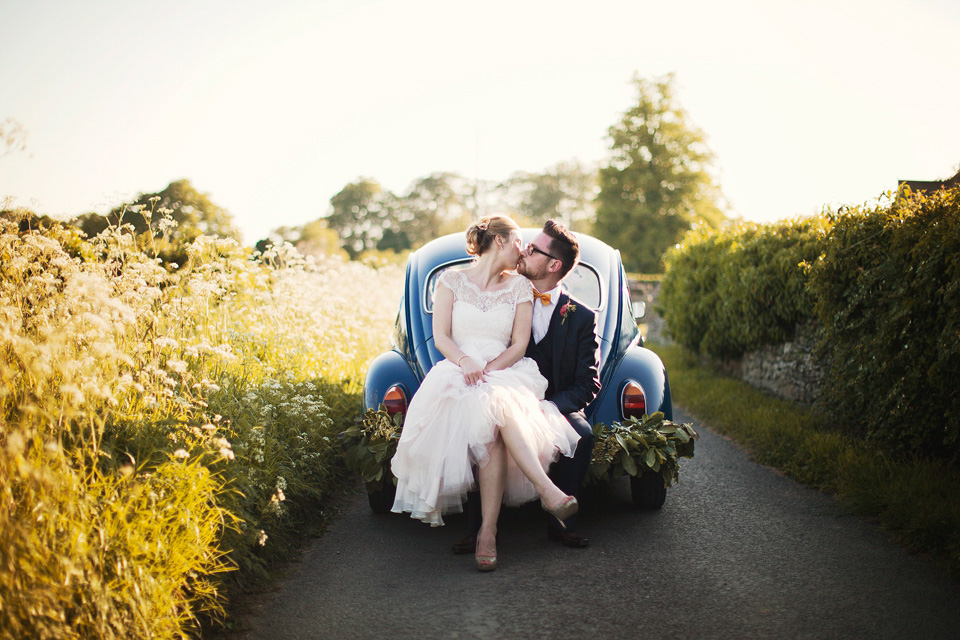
[456,355,469,367]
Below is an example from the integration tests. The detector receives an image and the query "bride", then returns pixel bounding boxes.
[390,215,580,571]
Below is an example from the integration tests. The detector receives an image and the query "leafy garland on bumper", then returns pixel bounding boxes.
[339,407,403,492]
[587,413,698,487]
[341,408,698,490]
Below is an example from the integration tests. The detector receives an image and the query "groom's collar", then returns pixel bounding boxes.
[539,283,562,300]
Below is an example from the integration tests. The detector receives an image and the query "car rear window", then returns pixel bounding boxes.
[424,261,602,313]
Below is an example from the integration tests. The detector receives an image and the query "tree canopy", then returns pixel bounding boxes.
[76,179,242,244]
[319,166,599,258]
[593,73,727,273]
[496,160,596,230]
[74,179,241,266]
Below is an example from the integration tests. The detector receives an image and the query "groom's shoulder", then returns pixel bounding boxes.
[562,292,596,319]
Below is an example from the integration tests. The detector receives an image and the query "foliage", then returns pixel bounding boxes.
[658,186,960,461]
[74,179,242,266]
[593,73,727,273]
[317,164,598,260]
[390,172,476,248]
[341,409,697,493]
[325,179,393,258]
[324,174,479,256]
[659,216,830,358]
[256,219,349,261]
[339,407,404,491]
[588,412,699,488]
[805,187,960,458]
[496,160,597,230]
[0,437,232,639]
[652,342,960,576]
[0,217,401,636]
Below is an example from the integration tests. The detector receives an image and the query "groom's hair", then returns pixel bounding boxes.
[543,220,579,279]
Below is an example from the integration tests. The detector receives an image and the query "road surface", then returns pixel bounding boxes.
[233,407,960,639]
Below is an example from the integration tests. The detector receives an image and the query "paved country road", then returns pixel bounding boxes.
[233,407,960,640]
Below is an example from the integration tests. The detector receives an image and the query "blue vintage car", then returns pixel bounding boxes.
[363,229,673,511]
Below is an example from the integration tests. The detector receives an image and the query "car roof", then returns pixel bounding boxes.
[410,228,616,279]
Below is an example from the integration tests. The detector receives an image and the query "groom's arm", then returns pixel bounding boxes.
[548,309,601,415]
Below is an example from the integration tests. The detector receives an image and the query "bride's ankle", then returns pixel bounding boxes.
[478,526,497,540]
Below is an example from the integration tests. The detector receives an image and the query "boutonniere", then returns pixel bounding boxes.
[560,302,577,324]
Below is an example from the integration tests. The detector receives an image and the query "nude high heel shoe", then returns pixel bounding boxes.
[541,495,578,530]
[475,537,497,572]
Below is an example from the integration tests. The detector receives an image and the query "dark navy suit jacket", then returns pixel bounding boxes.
[525,291,601,416]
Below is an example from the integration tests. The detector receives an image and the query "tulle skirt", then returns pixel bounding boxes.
[390,338,580,526]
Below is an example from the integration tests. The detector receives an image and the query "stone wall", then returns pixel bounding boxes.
[628,276,823,405]
[703,322,824,405]
[738,322,824,405]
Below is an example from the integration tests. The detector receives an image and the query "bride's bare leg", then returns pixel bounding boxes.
[498,417,569,510]
[477,436,505,558]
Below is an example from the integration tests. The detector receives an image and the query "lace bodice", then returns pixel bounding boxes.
[437,269,533,349]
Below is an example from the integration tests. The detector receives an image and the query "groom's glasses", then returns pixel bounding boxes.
[525,242,559,261]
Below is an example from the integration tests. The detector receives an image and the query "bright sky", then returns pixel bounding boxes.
[2,0,959,245]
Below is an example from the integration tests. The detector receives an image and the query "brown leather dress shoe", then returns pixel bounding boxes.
[548,529,589,548]
[451,535,477,555]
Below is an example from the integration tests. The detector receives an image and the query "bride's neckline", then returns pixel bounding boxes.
[457,268,517,293]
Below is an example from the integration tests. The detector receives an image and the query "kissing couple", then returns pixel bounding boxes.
[390,215,601,571]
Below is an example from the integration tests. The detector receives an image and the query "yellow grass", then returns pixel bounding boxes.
[0,214,402,637]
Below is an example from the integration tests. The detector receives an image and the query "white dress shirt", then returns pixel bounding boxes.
[531,284,562,344]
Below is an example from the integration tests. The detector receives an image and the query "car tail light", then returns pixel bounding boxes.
[621,381,646,419]
[383,385,407,416]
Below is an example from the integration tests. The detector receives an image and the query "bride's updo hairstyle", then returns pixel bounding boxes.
[465,215,519,256]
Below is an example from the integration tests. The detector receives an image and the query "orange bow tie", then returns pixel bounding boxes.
[532,289,552,306]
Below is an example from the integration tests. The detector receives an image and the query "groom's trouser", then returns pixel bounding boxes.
[466,411,595,534]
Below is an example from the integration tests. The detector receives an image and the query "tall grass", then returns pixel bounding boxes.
[0,211,402,637]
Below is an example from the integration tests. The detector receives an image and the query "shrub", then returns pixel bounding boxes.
[660,217,829,358]
[807,187,960,459]
[658,186,960,461]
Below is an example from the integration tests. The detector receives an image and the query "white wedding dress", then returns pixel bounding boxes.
[390,269,581,526]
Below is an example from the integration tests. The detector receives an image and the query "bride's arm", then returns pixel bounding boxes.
[484,300,532,373]
[433,283,485,384]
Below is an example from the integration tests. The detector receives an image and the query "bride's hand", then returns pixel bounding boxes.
[459,357,485,385]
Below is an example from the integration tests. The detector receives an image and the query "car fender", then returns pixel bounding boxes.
[363,350,422,411]
[588,343,673,425]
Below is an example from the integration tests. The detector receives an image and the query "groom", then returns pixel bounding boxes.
[453,220,601,551]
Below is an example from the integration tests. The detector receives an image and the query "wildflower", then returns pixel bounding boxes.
[166,358,188,375]
[173,448,189,460]
[214,436,235,460]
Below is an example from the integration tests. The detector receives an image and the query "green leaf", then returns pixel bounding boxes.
[645,448,657,468]
[615,434,629,452]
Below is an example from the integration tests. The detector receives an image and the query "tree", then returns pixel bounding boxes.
[497,160,597,230]
[255,219,347,260]
[75,179,242,244]
[325,179,392,259]
[593,73,726,273]
[393,172,476,248]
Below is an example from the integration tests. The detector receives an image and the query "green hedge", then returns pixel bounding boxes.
[659,187,960,461]
[660,217,829,358]
[806,187,960,459]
